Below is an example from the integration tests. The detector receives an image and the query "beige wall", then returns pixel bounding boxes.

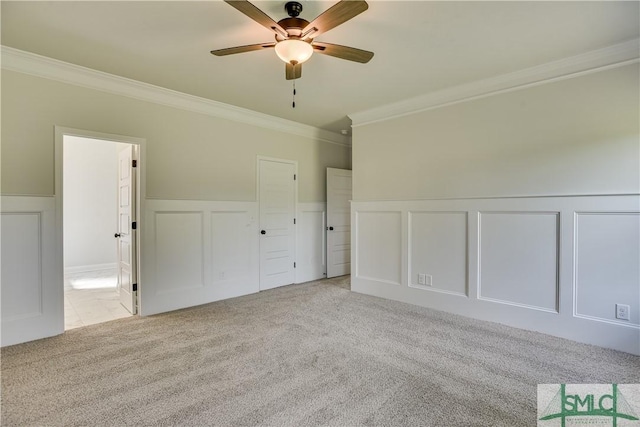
[1,70,351,201]
[352,64,639,201]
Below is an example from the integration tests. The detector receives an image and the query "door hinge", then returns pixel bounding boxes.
[132,221,137,230]
[132,159,137,168]
[294,262,296,268]
[293,218,296,224]
[132,283,138,292]
[293,174,296,180]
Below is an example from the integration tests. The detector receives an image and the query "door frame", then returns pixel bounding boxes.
[256,156,298,286]
[54,126,146,321]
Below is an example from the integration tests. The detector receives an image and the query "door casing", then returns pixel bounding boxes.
[54,126,146,328]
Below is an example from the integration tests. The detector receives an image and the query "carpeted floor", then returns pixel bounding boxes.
[1,276,638,426]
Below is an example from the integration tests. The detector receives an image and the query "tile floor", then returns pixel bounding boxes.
[64,269,132,330]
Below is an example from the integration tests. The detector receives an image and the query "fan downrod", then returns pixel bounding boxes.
[284,2,303,17]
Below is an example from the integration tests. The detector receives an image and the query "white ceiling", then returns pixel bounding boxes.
[2,1,638,135]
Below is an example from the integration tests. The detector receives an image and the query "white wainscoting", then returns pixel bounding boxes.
[409,211,467,296]
[352,195,640,355]
[296,202,326,283]
[1,196,63,346]
[574,212,640,327]
[142,200,259,315]
[1,197,329,346]
[142,199,328,315]
[479,212,559,312]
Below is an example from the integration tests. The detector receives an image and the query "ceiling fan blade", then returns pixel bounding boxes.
[211,42,276,56]
[312,42,373,63]
[224,0,288,37]
[285,62,302,80]
[302,0,368,39]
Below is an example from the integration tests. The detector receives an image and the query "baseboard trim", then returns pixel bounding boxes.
[65,263,117,275]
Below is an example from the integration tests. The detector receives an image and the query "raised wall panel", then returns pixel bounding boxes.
[154,212,204,294]
[1,213,42,319]
[356,211,402,285]
[575,213,640,326]
[479,212,559,312]
[211,211,253,284]
[409,212,467,295]
[1,196,60,347]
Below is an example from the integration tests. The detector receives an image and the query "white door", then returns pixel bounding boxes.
[326,168,352,278]
[259,158,296,290]
[116,145,137,314]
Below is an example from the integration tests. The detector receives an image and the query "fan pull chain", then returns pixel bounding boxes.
[292,80,296,108]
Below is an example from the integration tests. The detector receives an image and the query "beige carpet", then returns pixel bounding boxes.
[2,276,638,426]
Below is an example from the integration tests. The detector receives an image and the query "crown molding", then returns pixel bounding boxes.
[0,46,349,147]
[349,38,640,128]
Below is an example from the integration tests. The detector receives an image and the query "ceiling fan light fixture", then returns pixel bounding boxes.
[275,39,313,65]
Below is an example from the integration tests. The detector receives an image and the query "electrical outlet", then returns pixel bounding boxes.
[616,304,630,321]
[417,274,432,287]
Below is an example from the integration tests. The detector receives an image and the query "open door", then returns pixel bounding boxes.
[326,168,352,278]
[116,145,137,314]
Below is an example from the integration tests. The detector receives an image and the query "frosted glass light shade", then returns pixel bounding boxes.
[275,39,313,64]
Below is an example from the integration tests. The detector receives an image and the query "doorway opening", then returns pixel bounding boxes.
[61,134,139,329]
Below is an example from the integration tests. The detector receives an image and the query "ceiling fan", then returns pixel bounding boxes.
[211,0,374,80]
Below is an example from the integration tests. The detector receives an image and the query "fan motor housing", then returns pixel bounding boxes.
[277,17,309,31]
[275,17,310,40]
